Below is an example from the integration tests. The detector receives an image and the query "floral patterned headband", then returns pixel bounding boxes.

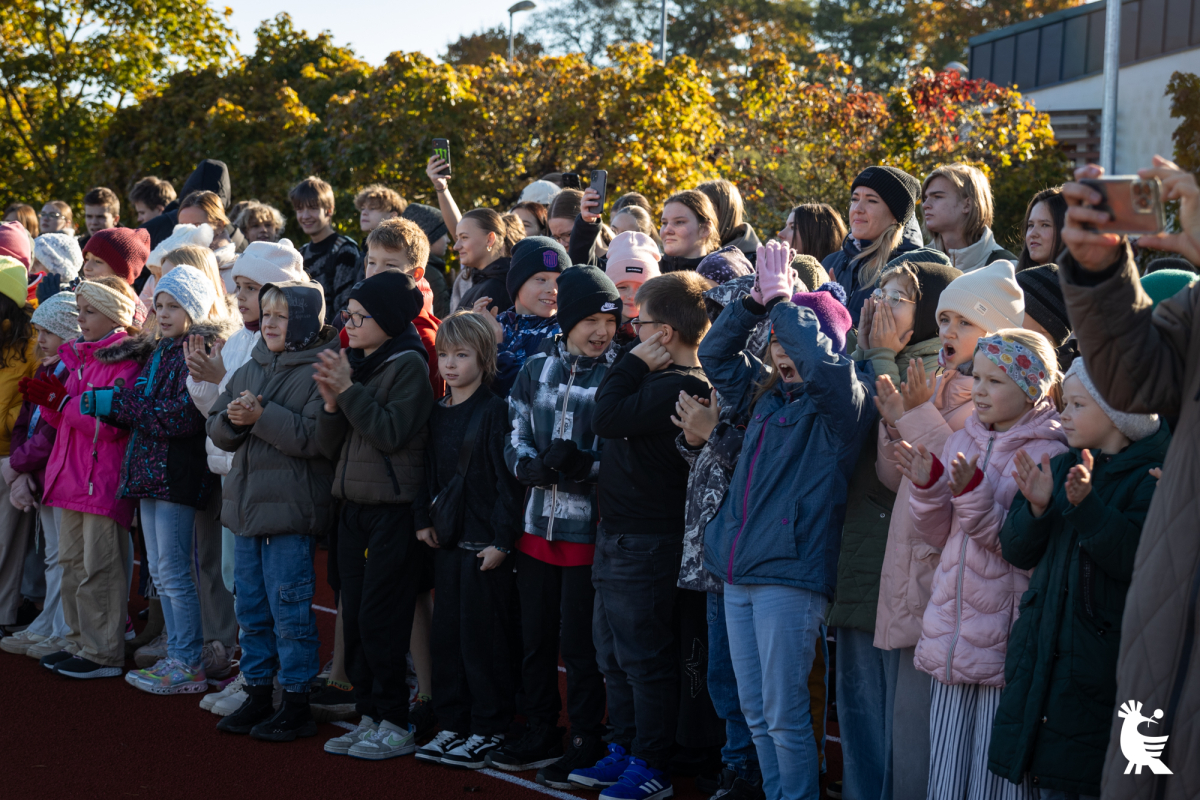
[975,334,1052,400]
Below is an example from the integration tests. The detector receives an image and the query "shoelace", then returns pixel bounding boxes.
[461,734,489,750]
[431,730,460,749]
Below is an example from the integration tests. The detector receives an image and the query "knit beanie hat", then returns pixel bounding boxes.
[606,232,663,287]
[1015,263,1071,346]
[0,258,27,308]
[556,265,621,335]
[936,259,1025,334]
[401,203,449,244]
[76,279,136,328]
[790,253,830,292]
[518,180,562,207]
[154,265,216,323]
[850,166,922,226]
[350,269,423,337]
[0,221,31,268]
[1065,359,1160,442]
[147,223,214,269]
[1140,268,1197,309]
[231,239,308,287]
[696,244,751,286]
[789,282,853,355]
[261,281,326,351]
[506,236,569,301]
[897,261,963,345]
[33,232,83,281]
[82,227,151,285]
[31,291,81,341]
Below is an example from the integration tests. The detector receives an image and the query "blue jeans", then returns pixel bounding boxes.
[141,499,202,666]
[835,627,900,800]
[725,583,826,800]
[707,591,758,777]
[233,533,318,693]
[1040,792,1098,800]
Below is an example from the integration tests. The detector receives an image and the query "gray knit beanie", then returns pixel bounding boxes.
[154,265,216,323]
[33,233,83,281]
[31,291,81,342]
[1065,359,1160,442]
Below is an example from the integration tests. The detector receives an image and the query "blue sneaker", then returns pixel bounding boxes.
[598,757,673,799]
[568,743,631,789]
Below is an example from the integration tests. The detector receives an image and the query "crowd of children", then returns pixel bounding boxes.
[0,153,1194,800]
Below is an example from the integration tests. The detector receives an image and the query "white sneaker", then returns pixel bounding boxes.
[27,636,74,660]
[201,672,245,713]
[1,628,46,655]
[416,730,465,764]
[348,720,416,761]
[325,716,378,755]
[441,733,504,769]
[212,674,281,715]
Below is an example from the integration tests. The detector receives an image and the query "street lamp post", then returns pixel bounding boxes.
[508,1,536,63]
[1100,0,1121,172]
[660,0,667,62]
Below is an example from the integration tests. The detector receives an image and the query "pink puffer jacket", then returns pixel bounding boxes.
[910,398,1067,686]
[42,330,143,527]
[873,369,974,651]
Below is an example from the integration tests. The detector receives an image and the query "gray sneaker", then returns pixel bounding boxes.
[348,720,416,760]
[325,717,378,755]
[201,641,232,680]
[133,632,168,668]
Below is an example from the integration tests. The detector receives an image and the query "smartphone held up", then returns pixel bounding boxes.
[432,138,451,177]
[1079,176,1166,236]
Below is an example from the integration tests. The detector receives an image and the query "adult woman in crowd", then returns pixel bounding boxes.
[1015,186,1067,272]
[454,208,514,314]
[511,201,549,238]
[659,190,720,273]
[696,179,761,262]
[777,203,848,263]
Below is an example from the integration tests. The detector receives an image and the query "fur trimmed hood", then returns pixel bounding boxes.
[95,311,242,365]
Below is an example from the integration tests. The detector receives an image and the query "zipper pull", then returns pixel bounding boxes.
[88,481,93,496]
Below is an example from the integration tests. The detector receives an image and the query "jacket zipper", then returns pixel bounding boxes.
[946,434,995,682]
[727,420,768,584]
[544,359,578,542]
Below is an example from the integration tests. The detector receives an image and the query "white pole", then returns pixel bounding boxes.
[509,11,515,63]
[660,0,667,62]
[1100,0,1121,172]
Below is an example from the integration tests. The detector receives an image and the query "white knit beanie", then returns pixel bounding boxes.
[1065,359,1161,442]
[147,223,215,269]
[518,180,562,206]
[33,233,82,280]
[30,291,81,341]
[231,238,307,286]
[935,259,1025,334]
[155,265,216,323]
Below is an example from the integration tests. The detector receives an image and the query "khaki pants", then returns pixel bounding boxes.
[59,510,129,667]
[0,478,34,625]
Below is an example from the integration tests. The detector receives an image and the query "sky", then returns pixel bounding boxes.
[224,0,534,64]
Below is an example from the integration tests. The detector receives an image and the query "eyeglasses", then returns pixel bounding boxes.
[630,317,668,331]
[340,309,375,328]
[871,288,916,307]
[39,212,64,220]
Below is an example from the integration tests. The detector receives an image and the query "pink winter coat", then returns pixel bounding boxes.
[910,398,1067,686]
[873,369,974,651]
[42,330,142,527]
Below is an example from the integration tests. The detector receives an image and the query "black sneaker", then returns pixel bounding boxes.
[309,681,357,723]
[54,656,122,679]
[537,732,608,789]
[410,695,437,740]
[40,649,74,671]
[714,776,766,799]
[486,722,563,770]
[217,684,276,734]
[696,766,737,796]
[441,733,504,768]
[416,730,465,764]
[15,598,39,627]
[249,691,318,742]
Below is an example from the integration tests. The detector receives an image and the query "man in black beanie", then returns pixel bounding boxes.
[402,203,452,317]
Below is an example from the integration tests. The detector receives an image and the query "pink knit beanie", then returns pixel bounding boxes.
[0,221,31,268]
[605,232,661,287]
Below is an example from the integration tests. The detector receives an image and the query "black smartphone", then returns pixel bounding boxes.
[562,172,582,190]
[589,169,608,210]
[432,138,451,177]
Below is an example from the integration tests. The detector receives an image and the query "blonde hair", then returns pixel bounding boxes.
[259,286,289,317]
[180,190,229,230]
[163,244,226,317]
[877,260,925,299]
[851,223,904,290]
[435,311,498,386]
[922,163,994,249]
[612,205,664,249]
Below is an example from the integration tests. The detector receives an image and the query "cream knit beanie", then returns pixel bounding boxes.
[935,259,1025,334]
[1065,359,1161,442]
[231,239,307,287]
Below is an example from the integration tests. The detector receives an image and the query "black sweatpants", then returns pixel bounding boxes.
[338,501,420,729]
[516,550,607,737]
[431,546,518,736]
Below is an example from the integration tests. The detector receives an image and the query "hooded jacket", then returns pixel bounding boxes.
[910,400,1068,686]
[459,257,512,313]
[141,159,231,250]
[503,336,615,544]
[699,297,874,594]
[722,223,762,264]
[823,216,925,326]
[208,329,339,536]
[42,330,144,526]
[988,425,1170,796]
[873,367,975,650]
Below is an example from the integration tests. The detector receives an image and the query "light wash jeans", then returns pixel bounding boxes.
[836,627,900,800]
[725,583,826,800]
[26,506,68,639]
[141,499,202,666]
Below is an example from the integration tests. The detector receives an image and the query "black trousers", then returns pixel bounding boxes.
[675,587,724,750]
[431,546,518,735]
[515,550,607,737]
[338,501,420,728]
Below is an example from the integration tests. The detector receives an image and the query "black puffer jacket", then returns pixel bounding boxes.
[823,216,925,326]
[459,257,512,313]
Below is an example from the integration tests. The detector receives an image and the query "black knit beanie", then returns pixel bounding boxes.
[1015,262,1071,346]
[506,236,569,301]
[556,266,621,335]
[350,269,424,337]
[401,203,449,244]
[851,166,922,227]
[904,262,963,344]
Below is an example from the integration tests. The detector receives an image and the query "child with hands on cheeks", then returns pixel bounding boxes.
[988,359,1168,798]
[893,328,1068,800]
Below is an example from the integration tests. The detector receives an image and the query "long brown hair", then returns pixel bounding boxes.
[696,179,745,243]
[662,190,720,253]
[786,203,848,263]
[0,293,33,368]
[4,204,38,238]
[1016,187,1067,272]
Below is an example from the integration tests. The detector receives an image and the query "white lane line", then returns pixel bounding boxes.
[313,604,337,614]
[827,734,841,743]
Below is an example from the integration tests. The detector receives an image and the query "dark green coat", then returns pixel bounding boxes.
[988,424,1171,795]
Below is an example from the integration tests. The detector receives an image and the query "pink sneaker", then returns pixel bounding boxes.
[125,615,136,641]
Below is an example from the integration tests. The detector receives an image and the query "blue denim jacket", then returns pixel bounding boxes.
[698,298,875,597]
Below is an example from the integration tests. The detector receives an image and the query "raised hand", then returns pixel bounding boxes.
[1061,163,1125,272]
[472,297,505,343]
[313,349,353,412]
[1065,448,1094,506]
[755,240,795,304]
[1136,156,1200,264]
[581,187,602,224]
[672,388,720,446]
[184,334,225,384]
[426,155,450,192]
[1012,449,1054,517]
[858,296,875,349]
[895,440,933,487]
[874,375,905,427]
[900,357,935,411]
[948,451,980,495]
